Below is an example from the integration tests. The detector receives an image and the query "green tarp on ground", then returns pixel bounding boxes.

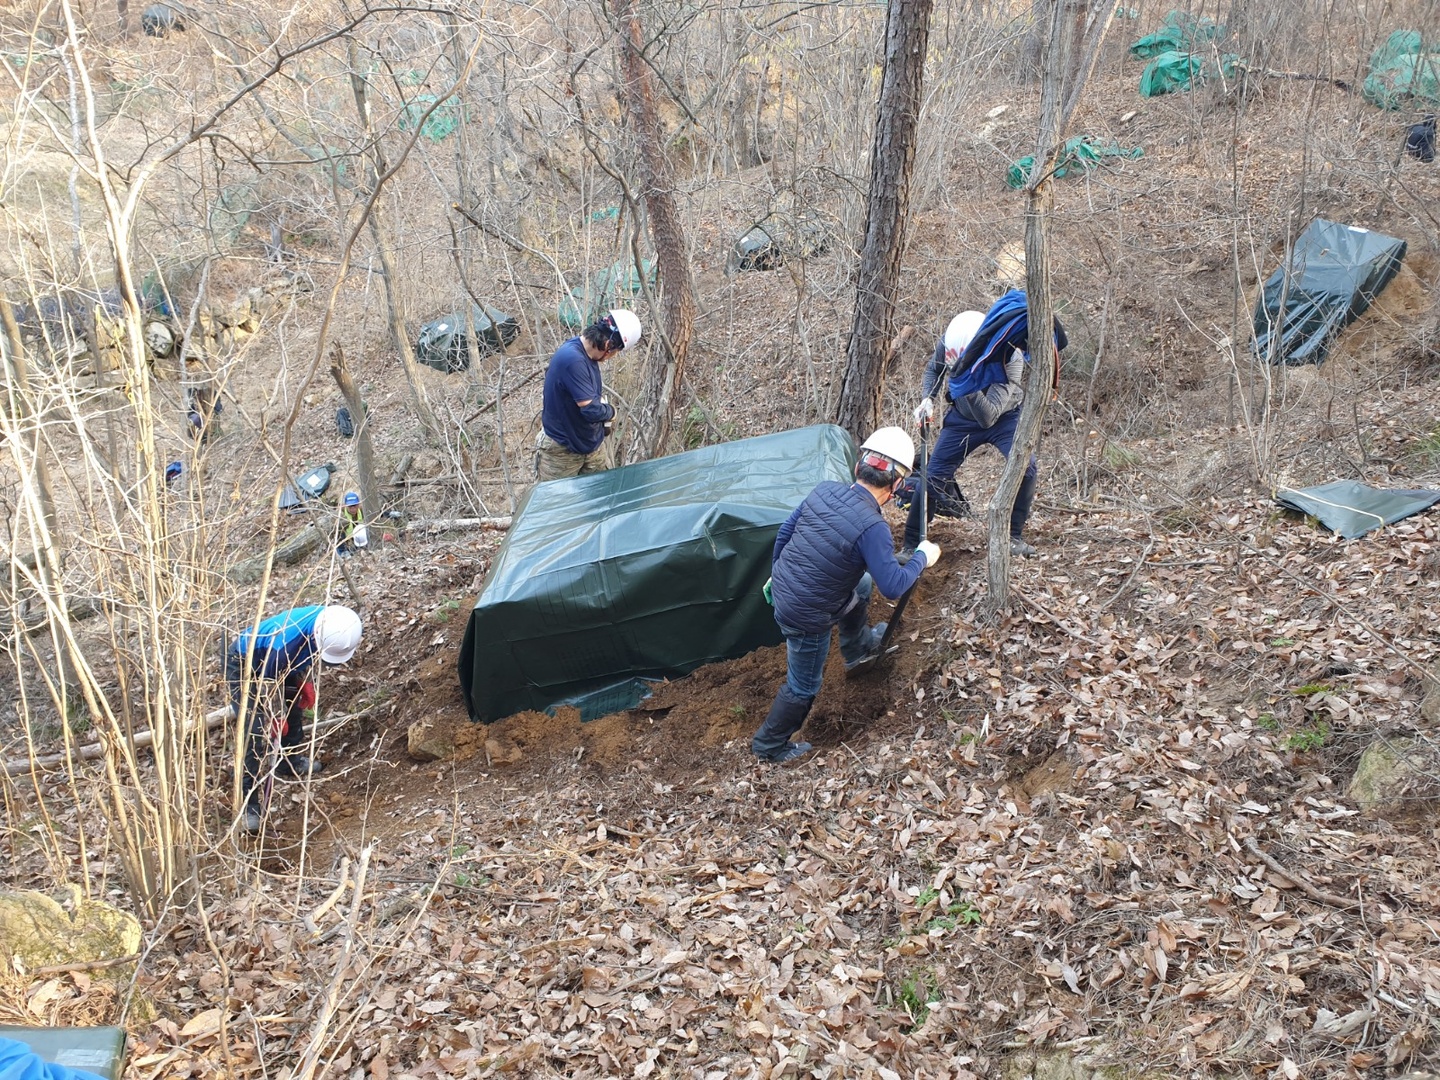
[1275,481,1440,539]
[458,424,857,723]
[1252,218,1406,366]
[1138,49,1239,96]
[1007,136,1143,188]
[1129,11,1223,59]
[1363,30,1440,110]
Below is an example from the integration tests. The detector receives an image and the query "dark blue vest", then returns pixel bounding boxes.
[771,482,877,633]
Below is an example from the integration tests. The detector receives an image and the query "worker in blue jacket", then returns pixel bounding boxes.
[536,309,642,482]
[751,427,942,764]
[226,604,362,833]
[906,292,1067,558]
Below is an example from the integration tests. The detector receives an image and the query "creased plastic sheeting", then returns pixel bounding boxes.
[459,425,857,723]
[1252,219,1406,366]
[1275,480,1440,539]
[0,1037,109,1080]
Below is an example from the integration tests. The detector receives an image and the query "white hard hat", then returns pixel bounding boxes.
[942,310,985,356]
[314,605,363,664]
[858,426,915,477]
[608,309,642,350]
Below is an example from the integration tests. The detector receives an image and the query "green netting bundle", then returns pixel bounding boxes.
[399,93,462,142]
[1129,11,1223,59]
[1138,49,1238,97]
[1363,30,1440,110]
[1007,137,1143,189]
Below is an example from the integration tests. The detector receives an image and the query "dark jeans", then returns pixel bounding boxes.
[904,405,1037,548]
[778,574,875,699]
[225,652,309,806]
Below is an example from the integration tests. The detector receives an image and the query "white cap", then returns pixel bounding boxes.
[314,605,362,664]
[942,310,985,356]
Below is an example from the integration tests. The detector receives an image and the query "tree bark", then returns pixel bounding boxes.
[986,0,1117,611]
[835,0,932,441]
[615,0,697,462]
[347,40,439,436]
[330,345,379,523]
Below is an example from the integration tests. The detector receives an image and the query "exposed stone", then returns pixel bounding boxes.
[0,886,140,973]
[408,718,454,762]
[484,738,523,766]
[1347,737,1437,812]
[1420,663,1440,726]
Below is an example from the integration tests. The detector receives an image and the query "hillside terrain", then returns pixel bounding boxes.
[3,2,1440,1078]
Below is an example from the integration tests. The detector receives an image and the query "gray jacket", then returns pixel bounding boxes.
[921,337,1025,428]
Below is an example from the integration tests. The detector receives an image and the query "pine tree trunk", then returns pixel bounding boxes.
[616,0,696,462]
[835,0,932,441]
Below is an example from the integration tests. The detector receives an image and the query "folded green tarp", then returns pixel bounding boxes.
[1275,480,1440,539]
[1139,48,1238,96]
[1007,136,1143,188]
[458,424,857,723]
[1129,11,1223,59]
[1363,30,1440,110]
[1252,218,1406,366]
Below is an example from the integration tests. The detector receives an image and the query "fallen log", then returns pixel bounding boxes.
[226,523,325,584]
[4,705,233,777]
[405,516,512,533]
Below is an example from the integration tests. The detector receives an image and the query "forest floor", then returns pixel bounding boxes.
[5,18,1440,1080]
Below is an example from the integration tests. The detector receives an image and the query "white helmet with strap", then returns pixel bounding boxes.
[858,426,915,479]
[608,309,642,350]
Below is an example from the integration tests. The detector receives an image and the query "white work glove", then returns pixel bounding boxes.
[915,540,941,568]
[913,397,934,425]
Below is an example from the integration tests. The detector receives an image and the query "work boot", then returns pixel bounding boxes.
[1010,537,1038,558]
[768,740,813,764]
[277,754,324,779]
[241,801,263,834]
[844,623,888,672]
[752,686,815,762]
[896,547,915,565]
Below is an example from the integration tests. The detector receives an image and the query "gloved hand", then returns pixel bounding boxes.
[601,395,613,433]
[762,576,773,606]
[914,397,934,425]
[915,540,941,568]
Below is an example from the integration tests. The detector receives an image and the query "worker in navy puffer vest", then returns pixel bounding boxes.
[752,427,942,764]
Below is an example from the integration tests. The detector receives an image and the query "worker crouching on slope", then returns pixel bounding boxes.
[536,308,643,482]
[226,604,363,833]
[907,294,1067,559]
[751,427,942,764]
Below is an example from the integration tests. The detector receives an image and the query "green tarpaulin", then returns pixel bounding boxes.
[458,424,857,723]
[1252,218,1406,366]
[1129,11,1223,59]
[1007,137,1143,188]
[1139,49,1238,96]
[1275,481,1440,539]
[1363,30,1440,110]
[558,258,657,329]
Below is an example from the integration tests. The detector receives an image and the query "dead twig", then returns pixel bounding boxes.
[1243,835,1361,912]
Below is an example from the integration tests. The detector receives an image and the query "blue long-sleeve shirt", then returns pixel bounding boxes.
[229,605,324,682]
[541,337,615,454]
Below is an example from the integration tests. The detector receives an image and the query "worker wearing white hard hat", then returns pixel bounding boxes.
[750,427,942,764]
[226,604,363,833]
[908,293,1068,559]
[536,309,643,483]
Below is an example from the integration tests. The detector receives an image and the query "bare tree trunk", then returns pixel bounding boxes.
[986,0,1117,611]
[330,346,379,523]
[346,40,439,436]
[834,0,932,441]
[616,0,696,462]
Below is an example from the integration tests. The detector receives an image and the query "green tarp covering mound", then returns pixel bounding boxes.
[1364,30,1440,110]
[1275,481,1440,539]
[1252,218,1406,366]
[458,425,857,723]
